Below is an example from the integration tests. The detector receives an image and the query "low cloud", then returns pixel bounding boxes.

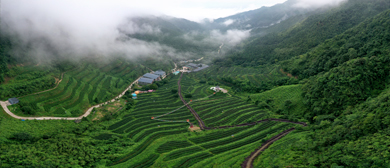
[182,29,250,48]
[118,22,161,35]
[210,29,251,46]
[1,0,254,64]
[293,0,348,8]
[223,19,235,26]
[0,0,183,63]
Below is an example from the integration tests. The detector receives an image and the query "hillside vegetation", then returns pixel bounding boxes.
[2,0,390,167]
[218,0,390,67]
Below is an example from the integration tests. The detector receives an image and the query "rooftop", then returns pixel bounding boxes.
[138,77,154,84]
[8,97,19,105]
[143,73,160,80]
[186,63,200,68]
[153,71,166,76]
[192,64,209,72]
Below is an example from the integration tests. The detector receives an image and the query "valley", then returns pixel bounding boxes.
[1,0,390,167]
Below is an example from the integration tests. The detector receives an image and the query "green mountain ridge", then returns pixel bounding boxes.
[2,0,390,167]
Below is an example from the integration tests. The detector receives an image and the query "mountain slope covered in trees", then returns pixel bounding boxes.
[215,3,390,167]
[217,0,390,67]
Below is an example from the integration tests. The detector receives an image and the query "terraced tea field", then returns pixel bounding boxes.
[14,60,147,117]
[198,65,286,85]
[104,73,306,168]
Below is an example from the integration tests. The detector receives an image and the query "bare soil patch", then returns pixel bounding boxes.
[189,125,201,132]
[280,69,298,79]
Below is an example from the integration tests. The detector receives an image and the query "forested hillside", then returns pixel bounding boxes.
[0,35,12,83]
[217,0,390,67]
[214,3,390,167]
[282,7,390,78]
[208,0,311,31]
[121,16,217,54]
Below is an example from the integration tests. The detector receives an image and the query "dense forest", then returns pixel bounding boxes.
[217,3,390,167]
[215,0,390,67]
[0,35,12,84]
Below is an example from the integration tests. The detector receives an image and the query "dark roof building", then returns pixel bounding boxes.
[143,73,160,80]
[186,63,200,68]
[192,64,209,72]
[138,78,154,85]
[8,98,19,105]
[153,70,166,77]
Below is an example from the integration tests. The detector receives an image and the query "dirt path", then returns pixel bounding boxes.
[242,128,296,168]
[280,69,298,79]
[0,68,147,120]
[178,73,206,129]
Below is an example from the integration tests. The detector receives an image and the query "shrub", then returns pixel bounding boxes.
[185,94,192,98]
[21,106,35,115]
[149,84,158,90]
[258,102,270,109]
[12,132,33,142]
[171,89,178,94]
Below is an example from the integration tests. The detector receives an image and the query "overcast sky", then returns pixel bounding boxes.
[1,0,288,23]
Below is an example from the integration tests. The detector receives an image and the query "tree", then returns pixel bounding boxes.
[171,89,178,94]
[21,106,34,115]
[149,84,158,90]
[258,102,270,109]
[12,132,33,142]
[94,97,99,104]
[284,100,293,109]
[185,94,192,98]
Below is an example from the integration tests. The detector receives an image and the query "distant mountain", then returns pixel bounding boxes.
[204,0,312,32]
[118,16,215,55]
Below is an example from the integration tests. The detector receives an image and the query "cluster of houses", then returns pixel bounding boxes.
[137,70,166,85]
[182,63,209,72]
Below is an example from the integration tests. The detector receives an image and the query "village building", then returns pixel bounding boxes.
[137,77,154,85]
[8,98,19,105]
[143,73,161,81]
[182,63,209,72]
[153,70,166,79]
[187,63,201,68]
[192,64,209,72]
[182,66,190,71]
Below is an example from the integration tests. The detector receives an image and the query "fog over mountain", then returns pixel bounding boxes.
[0,0,348,62]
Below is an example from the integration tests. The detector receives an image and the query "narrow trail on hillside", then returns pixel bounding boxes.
[177,73,307,168]
[178,73,207,129]
[242,128,296,168]
[218,43,224,55]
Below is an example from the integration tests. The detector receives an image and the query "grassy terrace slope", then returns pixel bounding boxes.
[105,72,305,167]
[10,60,147,117]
